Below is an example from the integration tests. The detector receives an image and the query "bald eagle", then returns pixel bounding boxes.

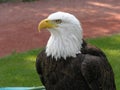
[36,12,116,90]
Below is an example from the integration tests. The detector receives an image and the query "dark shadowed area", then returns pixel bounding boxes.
[0,0,120,57]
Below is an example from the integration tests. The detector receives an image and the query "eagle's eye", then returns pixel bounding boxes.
[54,19,62,24]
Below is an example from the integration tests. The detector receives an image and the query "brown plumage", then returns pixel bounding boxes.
[36,40,116,90]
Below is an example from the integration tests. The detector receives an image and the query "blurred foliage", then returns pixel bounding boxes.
[22,0,37,2]
[0,0,37,3]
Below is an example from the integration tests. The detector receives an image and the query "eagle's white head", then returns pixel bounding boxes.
[38,12,83,60]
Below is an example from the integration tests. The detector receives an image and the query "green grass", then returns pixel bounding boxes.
[0,49,43,87]
[0,34,120,89]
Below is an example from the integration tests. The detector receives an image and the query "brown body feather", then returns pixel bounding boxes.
[36,40,116,90]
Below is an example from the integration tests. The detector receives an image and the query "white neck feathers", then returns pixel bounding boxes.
[45,26,83,60]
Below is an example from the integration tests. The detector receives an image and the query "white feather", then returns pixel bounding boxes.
[45,12,83,60]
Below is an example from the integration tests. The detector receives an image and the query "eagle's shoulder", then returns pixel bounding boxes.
[81,40,106,58]
[80,40,116,89]
[37,49,46,59]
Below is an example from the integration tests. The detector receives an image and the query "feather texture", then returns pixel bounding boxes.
[36,40,116,90]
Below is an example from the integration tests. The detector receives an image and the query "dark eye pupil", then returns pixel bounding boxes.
[55,19,62,23]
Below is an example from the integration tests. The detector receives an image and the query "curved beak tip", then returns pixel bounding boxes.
[38,23,42,32]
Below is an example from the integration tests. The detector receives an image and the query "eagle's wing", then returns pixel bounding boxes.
[36,50,46,85]
[81,54,116,90]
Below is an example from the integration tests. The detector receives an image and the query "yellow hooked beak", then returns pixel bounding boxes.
[38,19,57,32]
